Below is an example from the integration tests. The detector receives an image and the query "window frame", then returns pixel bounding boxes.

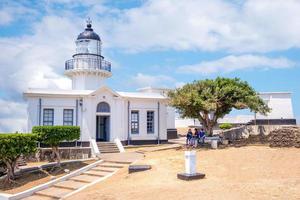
[63,109,74,126]
[131,110,139,134]
[43,108,54,126]
[147,111,155,134]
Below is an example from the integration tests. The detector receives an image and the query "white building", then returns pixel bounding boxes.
[24,21,175,146]
[175,92,296,128]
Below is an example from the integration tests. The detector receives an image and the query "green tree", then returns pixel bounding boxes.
[32,126,80,166]
[0,133,37,182]
[168,77,270,136]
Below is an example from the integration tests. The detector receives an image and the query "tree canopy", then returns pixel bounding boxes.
[0,133,37,182]
[168,77,270,135]
[32,126,80,165]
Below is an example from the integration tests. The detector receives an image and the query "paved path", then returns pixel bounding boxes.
[22,153,143,200]
[136,144,182,153]
[99,152,144,163]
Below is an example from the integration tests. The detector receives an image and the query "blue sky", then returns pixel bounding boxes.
[0,0,299,131]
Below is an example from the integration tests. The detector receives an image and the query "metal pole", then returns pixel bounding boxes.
[38,98,42,126]
[127,101,130,145]
[158,102,160,145]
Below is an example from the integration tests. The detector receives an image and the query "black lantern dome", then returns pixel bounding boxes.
[77,19,101,41]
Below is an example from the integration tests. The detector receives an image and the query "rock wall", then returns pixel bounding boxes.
[222,125,300,148]
[26,147,92,162]
[269,126,300,148]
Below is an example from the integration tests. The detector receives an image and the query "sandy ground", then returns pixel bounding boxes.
[68,146,300,200]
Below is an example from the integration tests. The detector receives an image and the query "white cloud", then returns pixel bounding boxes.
[0,99,27,132]
[100,0,300,53]
[0,16,79,132]
[130,73,176,88]
[177,54,295,74]
[0,2,38,25]
[0,16,79,98]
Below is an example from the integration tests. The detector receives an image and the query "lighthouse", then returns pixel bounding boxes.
[64,19,112,90]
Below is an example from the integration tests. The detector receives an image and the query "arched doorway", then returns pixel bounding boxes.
[96,102,110,141]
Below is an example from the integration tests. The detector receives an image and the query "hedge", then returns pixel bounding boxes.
[32,126,80,165]
[32,126,80,146]
[0,133,38,181]
[219,123,233,130]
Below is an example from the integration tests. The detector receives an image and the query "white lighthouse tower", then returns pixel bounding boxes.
[64,19,112,90]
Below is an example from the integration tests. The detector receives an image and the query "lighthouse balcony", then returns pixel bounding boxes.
[65,57,111,72]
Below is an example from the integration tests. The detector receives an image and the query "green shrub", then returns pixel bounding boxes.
[0,133,38,182]
[32,126,80,165]
[219,123,233,130]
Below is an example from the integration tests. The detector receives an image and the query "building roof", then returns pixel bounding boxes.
[24,88,93,97]
[259,92,292,95]
[117,91,166,99]
[24,88,167,99]
[77,22,101,41]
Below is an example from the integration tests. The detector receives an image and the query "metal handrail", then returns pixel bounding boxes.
[65,57,111,72]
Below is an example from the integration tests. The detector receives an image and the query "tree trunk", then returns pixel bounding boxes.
[4,159,17,183]
[199,116,216,137]
[52,146,61,167]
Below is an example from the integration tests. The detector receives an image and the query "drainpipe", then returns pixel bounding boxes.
[158,102,160,145]
[75,99,79,147]
[76,99,79,126]
[38,98,42,126]
[127,101,130,145]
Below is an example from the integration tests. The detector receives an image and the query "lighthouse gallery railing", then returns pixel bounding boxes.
[65,57,111,72]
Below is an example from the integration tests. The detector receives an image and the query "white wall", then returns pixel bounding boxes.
[27,97,77,131]
[128,99,167,141]
[26,90,169,142]
[256,93,294,119]
[167,106,176,129]
[72,73,105,90]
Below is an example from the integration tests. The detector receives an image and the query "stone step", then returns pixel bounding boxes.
[54,180,87,190]
[100,150,120,153]
[35,186,73,199]
[97,143,118,146]
[98,147,119,151]
[97,144,117,147]
[98,145,119,148]
[69,174,102,183]
[91,166,117,172]
[22,194,57,200]
[99,150,120,153]
[98,163,124,168]
[83,170,111,177]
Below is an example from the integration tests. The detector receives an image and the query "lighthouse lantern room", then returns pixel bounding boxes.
[64,18,112,90]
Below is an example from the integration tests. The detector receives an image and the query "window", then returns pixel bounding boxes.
[63,109,73,126]
[131,111,139,134]
[43,109,54,126]
[147,111,155,133]
[97,102,110,112]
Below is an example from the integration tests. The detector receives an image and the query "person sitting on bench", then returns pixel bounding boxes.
[186,129,193,146]
[198,129,206,145]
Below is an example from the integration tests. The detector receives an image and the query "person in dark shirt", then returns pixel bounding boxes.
[198,128,206,146]
[186,128,193,146]
[193,128,199,147]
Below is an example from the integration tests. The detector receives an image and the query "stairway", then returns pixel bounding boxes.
[22,161,128,200]
[97,142,120,153]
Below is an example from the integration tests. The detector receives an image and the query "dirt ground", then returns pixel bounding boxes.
[0,160,95,194]
[68,146,300,200]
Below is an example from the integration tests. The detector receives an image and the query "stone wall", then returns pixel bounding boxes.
[221,125,300,148]
[26,147,92,162]
[221,125,289,142]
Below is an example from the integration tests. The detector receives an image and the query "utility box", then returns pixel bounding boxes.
[185,151,196,174]
[177,150,205,181]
